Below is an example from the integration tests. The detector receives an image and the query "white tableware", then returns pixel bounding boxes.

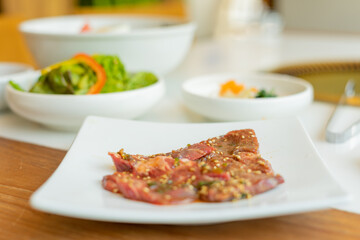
[5,73,165,131]
[0,62,33,110]
[19,15,195,74]
[186,0,220,38]
[182,73,313,121]
[30,116,348,224]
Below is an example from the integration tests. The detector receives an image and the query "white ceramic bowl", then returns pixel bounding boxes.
[6,72,165,131]
[182,73,313,121]
[0,62,34,111]
[19,15,195,74]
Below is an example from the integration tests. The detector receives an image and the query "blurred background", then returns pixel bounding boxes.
[1,0,360,66]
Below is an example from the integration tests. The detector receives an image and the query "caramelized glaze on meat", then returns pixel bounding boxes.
[103,129,284,205]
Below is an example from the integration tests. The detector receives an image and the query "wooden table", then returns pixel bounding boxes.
[1,137,360,240]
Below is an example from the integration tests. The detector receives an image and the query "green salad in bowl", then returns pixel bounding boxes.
[10,53,158,95]
[5,53,165,130]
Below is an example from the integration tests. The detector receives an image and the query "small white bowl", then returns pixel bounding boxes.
[0,62,34,111]
[20,15,195,74]
[6,72,165,131]
[182,73,313,121]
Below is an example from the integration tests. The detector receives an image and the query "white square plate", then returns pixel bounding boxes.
[30,116,349,225]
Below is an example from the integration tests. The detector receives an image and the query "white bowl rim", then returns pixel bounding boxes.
[19,14,196,38]
[6,73,165,99]
[0,62,34,81]
[182,72,313,103]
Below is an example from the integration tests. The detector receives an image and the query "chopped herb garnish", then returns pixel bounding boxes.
[241,193,248,199]
[174,158,180,167]
[155,183,172,193]
[196,181,217,189]
[256,89,277,98]
[147,182,157,187]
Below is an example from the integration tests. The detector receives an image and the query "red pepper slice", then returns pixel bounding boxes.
[73,53,107,94]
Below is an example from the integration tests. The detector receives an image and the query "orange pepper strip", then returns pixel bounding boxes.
[220,80,235,96]
[73,53,107,94]
[232,83,244,94]
[80,22,91,33]
[219,80,244,96]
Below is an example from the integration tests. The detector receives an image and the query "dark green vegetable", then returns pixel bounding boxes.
[30,61,97,94]
[256,89,277,98]
[11,55,158,95]
[9,81,25,92]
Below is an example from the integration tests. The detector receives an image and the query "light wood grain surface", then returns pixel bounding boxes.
[0,137,359,240]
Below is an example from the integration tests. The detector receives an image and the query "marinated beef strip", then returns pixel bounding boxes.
[109,142,214,174]
[103,172,197,205]
[169,143,215,160]
[103,129,284,205]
